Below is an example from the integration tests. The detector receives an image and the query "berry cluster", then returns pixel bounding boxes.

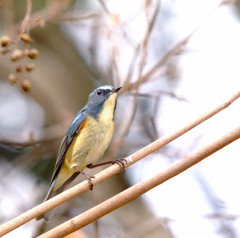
[0,33,39,92]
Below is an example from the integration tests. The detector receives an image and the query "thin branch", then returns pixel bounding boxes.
[112,1,160,155]
[20,0,32,33]
[38,125,240,238]
[122,0,233,92]
[123,34,189,92]
[0,90,240,236]
[131,90,188,102]
[0,121,68,149]
[24,0,73,28]
[110,34,121,87]
[97,0,110,14]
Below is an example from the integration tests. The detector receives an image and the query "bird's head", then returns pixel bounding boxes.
[87,85,121,120]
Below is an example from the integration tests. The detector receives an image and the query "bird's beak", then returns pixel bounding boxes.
[113,87,121,93]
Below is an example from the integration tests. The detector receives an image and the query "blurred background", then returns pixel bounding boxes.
[1,0,240,237]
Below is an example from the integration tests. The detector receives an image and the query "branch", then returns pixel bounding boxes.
[121,0,234,92]
[20,0,32,33]
[0,89,240,236]
[38,125,240,238]
[113,1,160,155]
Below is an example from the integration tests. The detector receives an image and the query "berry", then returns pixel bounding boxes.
[21,80,31,92]
[20,33,32,43]
[26,63,35,72]
[8,74,17,85]
[10,49,22,61]
[27,48,38,59]
[1,35,10,47]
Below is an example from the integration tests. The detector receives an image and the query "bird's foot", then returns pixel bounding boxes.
[74,166,95,190]
[87,158,127,174]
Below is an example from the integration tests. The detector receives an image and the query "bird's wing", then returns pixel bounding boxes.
[49,108,87,186]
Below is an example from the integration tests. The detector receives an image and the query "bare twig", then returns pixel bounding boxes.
[0,90,240,237]
[97,0,110,14]
[0,121,69,149]
[38,125,240,238]
[24,0,73,28]
[54,12,100,22]
[109,24,121,86]
[122,0,234,92]
[123,34,189,92]
[132,90,188,102]
[20,0,32,33]
[112,1,160,155]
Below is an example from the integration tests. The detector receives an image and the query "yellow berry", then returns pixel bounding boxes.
[20,33,32,43]
[21,80,31,92]
[16,65,23,73]
[25,63,35,72]
[8,74,17,85]
[27,48,38,59]
[10,49,22,62]
[1,35,10,47]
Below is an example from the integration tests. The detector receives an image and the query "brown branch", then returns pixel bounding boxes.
[122,0,234,93]
[20,0,32,33]
[112,1,160,155]
[0,121,68,149]
[0,89,240,236]
[53,12,100,22]
[122,34,190,93]
[38,125,240,238]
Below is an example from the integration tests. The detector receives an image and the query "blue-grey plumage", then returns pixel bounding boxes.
[36,85,121,222]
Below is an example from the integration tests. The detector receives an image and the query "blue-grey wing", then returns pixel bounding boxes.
[49,108,87,184]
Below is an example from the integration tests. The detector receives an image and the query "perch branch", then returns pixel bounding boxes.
[0,89,240,236]
[38,125,240,238]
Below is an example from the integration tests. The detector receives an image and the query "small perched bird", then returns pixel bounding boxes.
[36,85,121,222]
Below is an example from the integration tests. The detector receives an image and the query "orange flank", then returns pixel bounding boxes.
[80,119,88,130]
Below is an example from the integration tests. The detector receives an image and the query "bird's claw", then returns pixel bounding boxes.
[84,173,95,190]
[112,158,127,174]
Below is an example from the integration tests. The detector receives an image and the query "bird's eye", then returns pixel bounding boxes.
[97,90,102,95]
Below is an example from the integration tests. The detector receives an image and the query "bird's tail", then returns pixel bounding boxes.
[35,182,58,222]
[36,172,80,222]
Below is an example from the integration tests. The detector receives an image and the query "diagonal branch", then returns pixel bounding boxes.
[0,89,240,236]
[38,125,240,238]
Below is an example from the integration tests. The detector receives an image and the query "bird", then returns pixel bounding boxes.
[36,85,122,222]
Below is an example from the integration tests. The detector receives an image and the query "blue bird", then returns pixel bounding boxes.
[36,85,121,222]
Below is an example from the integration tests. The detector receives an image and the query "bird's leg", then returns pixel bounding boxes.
[73,166,95,190]
[87,159,127,174]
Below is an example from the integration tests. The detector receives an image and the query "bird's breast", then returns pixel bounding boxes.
[66,114,115,170]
